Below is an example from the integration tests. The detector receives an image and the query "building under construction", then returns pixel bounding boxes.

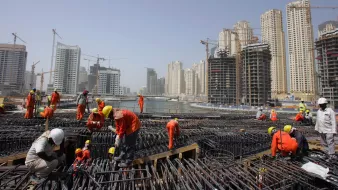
[241,43,271,106]
[208,49,236,105]
[315,28,338,108]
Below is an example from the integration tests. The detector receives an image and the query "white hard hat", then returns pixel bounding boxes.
[318,98,328,105]
[49,128,64,145]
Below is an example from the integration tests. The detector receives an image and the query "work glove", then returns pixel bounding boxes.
[96,121,100,126]
[115,135,121,147]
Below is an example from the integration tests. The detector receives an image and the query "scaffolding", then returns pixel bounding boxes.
[241,43,271,106]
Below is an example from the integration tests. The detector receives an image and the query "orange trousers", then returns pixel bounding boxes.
[76,104,86,120]
[139,103,144,113]
[167,127,175,150]
[24,107,34,119]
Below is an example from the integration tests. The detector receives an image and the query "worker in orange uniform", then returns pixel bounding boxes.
[138,94,144,113]
[40,105,54,119]
[166,118,180,150]
[51,88,60,111]
[24,90,35,119]
[82,140,91,163]
[294,111,304,123]
[76,90,89,121]
[86,108,104,132]
[95,98,105,115]
[102,105,141,168]
[270,109,278,122]
[0,104,5,114]
[73,148,83,174]
[268,126,298,158]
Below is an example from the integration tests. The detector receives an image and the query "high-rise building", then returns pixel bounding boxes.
[147,68,157,95]
[165,61,184,95]
[261,9,287,98]
[157,77,165,95]
[184,69,195,95]
[315,28,338,108]
[79,66,88,84]
[24,71,37,91]
[192,60,206,95]
[318,21,338,37]
[97,68,120,95]
[234,21,254,47]
[0,44,27,94]
[286,0,315,100]
[218,29,238,56]
[53,42,81,95]
[208,50,237,105]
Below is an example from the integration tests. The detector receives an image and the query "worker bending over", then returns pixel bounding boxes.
[268,126,298,158]
[304,110,313,125]
[284,125,309,157]
[76,90,89,121]
[108,147,115,162]
[25,128,65,182]
[166,118,180,150]
[102,105,141,168]
[24,90,35,119]
[73,148,83,173]
[95,98,105,115]
[138,94,144,113]
[270,109,278,122]
[40,105,54,119]
[82,140,91,162]
[86,108,104,132]
[256,108,266,121]
[294,111,304,123]
[315,97,337,160]
[51,88,60,110]
[0,104,5,114]
[299,99,306,113]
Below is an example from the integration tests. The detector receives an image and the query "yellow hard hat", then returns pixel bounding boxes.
[92,108,98,113]
[102,106,113,118]
[30,90,34,94]
[85,140,91,144]
[299,110,303,113]
[95,98,101,102]
[50,105,55,108]
[306,109,310,113]
[268,126,276,136]
[271,109,275,112]
[75,148,82,154]
[300,98,304,101]
[284,125,292,134]
[174,118,178,121]
[54,88,57,92]
[0,104,4,108]
[108,147,115,154]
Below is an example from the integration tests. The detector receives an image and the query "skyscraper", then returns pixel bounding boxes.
[0,44,27,94]
[184,69,195,95]
[147,68,157,95]
[218,29,238,56]
[157,77,165,95]
[261,9,287,98]
[287,0,315,100]
[165,61,184,95]
[318,21,338,37]
[234,21,254,47]
[98,68,120,95]
[53,42,81,94]
[192,60,205,95]
[24,71,36,91]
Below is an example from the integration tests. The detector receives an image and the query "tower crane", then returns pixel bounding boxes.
[36,70,56,92]
[49,29,62,84]
[83,58,95,72]
[31,61,40,89]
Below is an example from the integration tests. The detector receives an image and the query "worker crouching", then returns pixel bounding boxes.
[268,126,298,158]
[0,104,5,114]
[40,105,54,119]
[294,111,304,123]
[82,140,91,163]
[86,108,104,132]
[304,110,313,125]
[256,108,266,121]
[166,118,180,150]
[284,125,309,158]
[269,109,277,122]
[102,105,140,168]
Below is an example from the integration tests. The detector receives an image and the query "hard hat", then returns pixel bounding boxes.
[30,90,34,94]
[318,97,328,104]
[49,128,64,146]
[102,106,113,118]
[306,109,310,113]
[54,88,57,92]
[299,110,303,113]
[83,90,89,94]
[284,125,292,134]
[0,104,4,108]
[33,88,36,91]
[92,108,98,113]
[85,140,91,144]
[300,98,304,101]
[138,94,141,96]
[271,109,275,112]
[50,105,55,108]
[174,118,178,121]
[268,127,276,136]
[95,98,101,102]
[75,148,82,154]
[108,147,115,154]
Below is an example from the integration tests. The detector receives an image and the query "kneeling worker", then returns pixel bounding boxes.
[40,105,54,119]
[268,126,298,158]
[294,111,304,122]
[304,110,313,125]
[166,118,180,150]
[25,128,65,182]
[284,125,309,157]
[102,105,140,168]
[256,108,266,121]
[86,108,104,132]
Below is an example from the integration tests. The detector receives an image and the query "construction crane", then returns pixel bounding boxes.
[83,58,95,72]
[11,33,26,93]
[36,70,56,92]
[31,61,40,89]
[49,29,62,84]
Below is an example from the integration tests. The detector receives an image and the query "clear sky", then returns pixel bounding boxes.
[1,0,337,92]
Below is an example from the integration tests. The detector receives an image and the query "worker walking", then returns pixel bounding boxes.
[102,105,141,168]
[76,90,89,121]
[138,94,144,113]
[304,110,313,125]
[166,118,180,150]
[268,126,298,158]
[284,125,309,157]
[0,104,5,114]
[95,98,105,115]
[25,128,65,182]
[24,90,35,119]
[315,97,337,160]
[270,109,278,122]
[86,108,104,132]
[299,99,306,113]
[108,147,115,162]
[294,111,304,123]
[256,108,266,121]
[51,88,60,110]
[40,105,54,119]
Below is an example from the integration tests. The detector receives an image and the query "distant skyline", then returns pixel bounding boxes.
[0,0,336,92]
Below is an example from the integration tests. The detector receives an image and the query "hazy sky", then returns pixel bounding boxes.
[1,0,337,92]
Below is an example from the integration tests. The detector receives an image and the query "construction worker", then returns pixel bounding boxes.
[304,109,313,125]
[40,105,54,119]
[51,88,60,111]
[0,104,4,114]
[108,147,115,161]
[166,118,180,150]
[76,90,89,120]
[284,125,309,157]
[268,126,298,158]
[47,96,52,107]
[86,108,104,132]
[24,90,35,119]
[82,140,91,162]
[294,111,304,123]
[25,128,65,182]
[102,105,141,168]
[95,98,105,115]
[35,90,41,108]
[256,108,266,121]
[315,97,337,160]
[269,109,278,122]
[73,148,83,173]
[299,99,306,113]
[138,94,144,113]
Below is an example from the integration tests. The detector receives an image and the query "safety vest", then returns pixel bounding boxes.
[299,103,306,111]
[271,112,277,121]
